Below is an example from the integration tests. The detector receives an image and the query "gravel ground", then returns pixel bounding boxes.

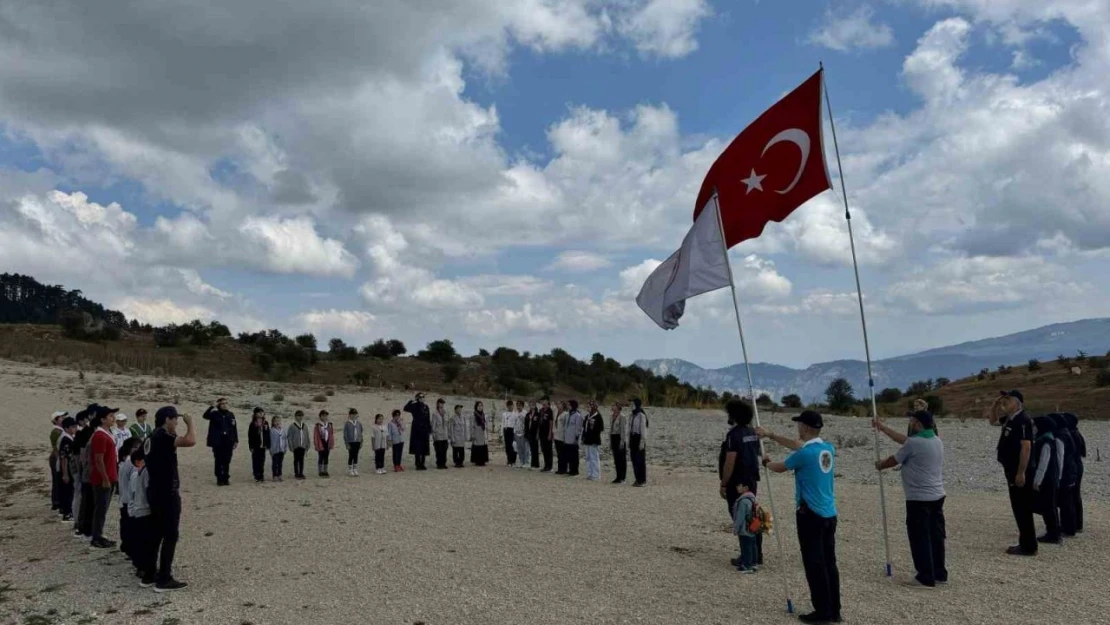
[0,361,1108,625]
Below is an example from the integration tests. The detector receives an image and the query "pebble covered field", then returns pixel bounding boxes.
[1,361,1107,624]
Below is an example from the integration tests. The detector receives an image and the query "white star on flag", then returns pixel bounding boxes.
[741,169,766,194]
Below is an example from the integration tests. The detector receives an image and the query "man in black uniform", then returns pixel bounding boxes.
[538,400,555,472]
[990,390,1036,556]
[404,393,432,470]
[203,398,238,486]
[718,398,762,565]
[144,406,196,592]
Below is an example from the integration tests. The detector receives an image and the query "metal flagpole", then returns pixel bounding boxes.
[820,64,894,578]
[711,190,794,614]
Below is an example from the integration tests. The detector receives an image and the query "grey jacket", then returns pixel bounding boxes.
[270,427,288,454]
[431,410,449,441]
[286,421,311,450]
[470,413,488,446]
[371,424,388,450]
[564,410,583,445]
[448,412,469,446]
[344,420,364,445]
[388,421,405,445]
[129,468,151,518]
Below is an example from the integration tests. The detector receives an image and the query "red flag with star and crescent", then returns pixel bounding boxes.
[693,70,830,248]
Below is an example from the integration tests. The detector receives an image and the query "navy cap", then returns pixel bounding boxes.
[154,406,179,427]
[1001,389,1024,404]
[61,416,77,429]
[792,410,824,429]
[95,406,120,419]
[911,410,935,429]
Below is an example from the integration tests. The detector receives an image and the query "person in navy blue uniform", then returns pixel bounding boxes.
[143,406,196,592]
[760,411,840,625]
[404,392,432,470]
[202,398,238,486]
[718,399,762,567]
[989,390,1036,555]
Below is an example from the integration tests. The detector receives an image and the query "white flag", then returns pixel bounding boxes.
[636,197,731,329]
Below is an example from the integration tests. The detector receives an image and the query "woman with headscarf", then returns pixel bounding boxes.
[1062,413,1086,532]
[470,402,490,466]
[1031,415,1061,544]
[1049,413,1079,537]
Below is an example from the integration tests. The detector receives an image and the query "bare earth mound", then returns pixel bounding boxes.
[0,361,1107,625]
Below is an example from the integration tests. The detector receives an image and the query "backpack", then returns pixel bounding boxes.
[750,501,773,535]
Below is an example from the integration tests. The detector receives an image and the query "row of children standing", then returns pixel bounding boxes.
[498,397,648,485]
[47,404,195,592]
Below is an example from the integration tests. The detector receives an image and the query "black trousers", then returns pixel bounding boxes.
[796,510,841,619]
[565,444,580,475]
[1008,483,1037,553]
[1074,468,1085,532]
[212,444,233,483]
[348,442,362,466]
[120,506,131,554]
[91,485,113,540]
[77,482,95,535]
[434,440,450,468]
[630,434,646,483]
[906,498,947,585]
[251,448,266,480]
[540,438,553,471]
[555,440,566,473]
[452,446,466,467]
[392,443,404,467]
[1058,484,1077,536]
[503,429,516,465]
[528,437,540,468]
[272,452,285,477]
[375,448,386,470]
[292,448,306,477]
[57,479,74,516]
[611,437,627,481]
[150,496,181,584]
[471,445,489,466]
[317,448,331,473]
[50,457,61,509]
[132,515,153,574]
[1037,484,1060,540]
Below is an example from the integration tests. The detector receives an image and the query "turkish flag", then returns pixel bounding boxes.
[693,70,831,249]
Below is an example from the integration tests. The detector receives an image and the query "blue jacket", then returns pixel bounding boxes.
[203,407,239,448]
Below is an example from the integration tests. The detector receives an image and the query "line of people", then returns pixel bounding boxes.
[497,397,649,485]
[47,404,195,593]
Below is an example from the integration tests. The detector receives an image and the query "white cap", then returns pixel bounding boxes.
[52,410,69,418]
[115,413,128,421]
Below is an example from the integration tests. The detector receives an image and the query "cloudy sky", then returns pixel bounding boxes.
[2,0,1109,369]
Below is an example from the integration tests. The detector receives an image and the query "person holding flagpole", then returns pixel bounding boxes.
[760,412,841,625]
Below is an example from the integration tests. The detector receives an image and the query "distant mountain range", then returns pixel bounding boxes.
[635,318,1110,402]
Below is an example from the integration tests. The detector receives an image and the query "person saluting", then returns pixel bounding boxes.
[203,398,238,486]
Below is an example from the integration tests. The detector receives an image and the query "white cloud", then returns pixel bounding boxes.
[238,215,359,278]
[461,275,555,296]
[463,304,559,337]
[546,250,612,273]
[294,309,378,341]
[115,298,216,326]
[615,0,712,58]
[886,255,1088,315]
[810,6,895,52]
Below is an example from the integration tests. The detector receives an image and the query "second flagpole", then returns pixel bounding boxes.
[711,190,794,615]
[820,64,894,578]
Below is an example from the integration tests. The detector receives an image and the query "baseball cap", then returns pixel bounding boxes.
[52,410,69,419]
[154,406,179,427]
[911,410,935,429]
[61,417,76,429]
[136,408,148,417]
[792,410,824,429]
[115,413,128,421]
[95,406,120,419]
[1000,389,1024,404]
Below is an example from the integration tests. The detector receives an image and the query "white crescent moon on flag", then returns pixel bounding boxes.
[760,128,810,195]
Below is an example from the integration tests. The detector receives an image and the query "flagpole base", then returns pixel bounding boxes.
[787,599,795,614]
[885,563,893,578]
